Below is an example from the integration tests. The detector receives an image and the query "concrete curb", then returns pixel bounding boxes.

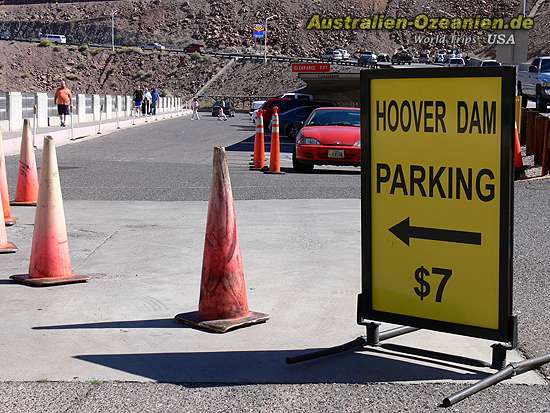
[3,109,192,156]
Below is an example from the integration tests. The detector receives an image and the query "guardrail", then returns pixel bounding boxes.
[0,91,184,133]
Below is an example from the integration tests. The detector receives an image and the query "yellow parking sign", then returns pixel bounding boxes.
[358,68,515,342]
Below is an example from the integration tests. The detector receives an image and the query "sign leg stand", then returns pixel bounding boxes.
[285,324,418,365]
[443,353,550,407]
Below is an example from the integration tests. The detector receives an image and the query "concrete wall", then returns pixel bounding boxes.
[0,91,184,133]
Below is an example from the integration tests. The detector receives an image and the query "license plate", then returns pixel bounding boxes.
[328,149,345,158]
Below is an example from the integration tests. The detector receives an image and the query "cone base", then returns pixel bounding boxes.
[0,241,17,253]
[175,310,269,334]
[4,217,16,226]
[249,166,268,171]
[10,274,90,287]
[263,170,285,175]
[10,200,37,207]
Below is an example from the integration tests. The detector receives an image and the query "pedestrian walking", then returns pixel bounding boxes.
[218,105,228,121]
[191,97,200,120]
[133,88,143,117]
[142,87,152,116]
[151,88,160,115]
[54,80,72,127]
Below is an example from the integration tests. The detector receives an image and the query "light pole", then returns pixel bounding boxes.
[264,14,278,64]
[111,9,118,52]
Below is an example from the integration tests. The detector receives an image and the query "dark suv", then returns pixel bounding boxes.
[212,100,235,117]
[391,51,413,65]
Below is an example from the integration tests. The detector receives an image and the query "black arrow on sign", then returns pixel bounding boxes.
[389,218,482,246]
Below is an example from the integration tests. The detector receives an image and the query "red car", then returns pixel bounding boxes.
[293,107,361,172]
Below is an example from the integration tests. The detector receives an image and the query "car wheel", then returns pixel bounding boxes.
[292,148,314,172]
[536,86,547,112]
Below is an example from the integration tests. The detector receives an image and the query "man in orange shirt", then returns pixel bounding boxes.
[54,80,72,127]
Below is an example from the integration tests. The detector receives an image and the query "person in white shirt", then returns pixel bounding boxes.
[142,88,152,115]
[191,97,200,120]
[218,106,228,121]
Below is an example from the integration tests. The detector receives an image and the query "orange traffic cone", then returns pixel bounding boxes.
[175,146,269,333]
[11,119,38,206]
[11,136,90,287]
[0,130,16,226]
[0,188,17,253]
[264,106,285,175]
[250,110,266,170]
[514,123,526,180]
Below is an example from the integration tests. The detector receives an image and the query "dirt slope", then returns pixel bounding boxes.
[0,41,224,96]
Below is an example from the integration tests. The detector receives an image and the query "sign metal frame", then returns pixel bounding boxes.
[359,67,515,343]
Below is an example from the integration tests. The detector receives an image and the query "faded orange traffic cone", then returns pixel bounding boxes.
[175,146,269,333]
[0,188,17,253]
[514,123,526,180]
[264,106,284,175]
[11,136,90,287]
[0,130,16,225]
[11,119,38,206]
[250,110,266,170]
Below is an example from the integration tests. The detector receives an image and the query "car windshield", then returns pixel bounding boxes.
[306,109,360,127]
[450,59,463,64]
[541,60,550,73]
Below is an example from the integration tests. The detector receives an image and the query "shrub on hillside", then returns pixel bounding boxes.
[78,43,89,52]
[65,73,80,81]
[120,46,143,54]
[39,39,52,47]
[189,52,204,62]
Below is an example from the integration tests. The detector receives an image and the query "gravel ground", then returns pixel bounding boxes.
[1,382,549,413]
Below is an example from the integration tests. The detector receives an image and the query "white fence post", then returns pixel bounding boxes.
[8,92,22,131]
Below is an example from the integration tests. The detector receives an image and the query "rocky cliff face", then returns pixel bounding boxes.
[0,41,224,96]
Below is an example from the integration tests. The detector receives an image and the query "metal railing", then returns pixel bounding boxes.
[0,92,8,121]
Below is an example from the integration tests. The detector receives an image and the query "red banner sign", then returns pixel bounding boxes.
[291,63,331,73]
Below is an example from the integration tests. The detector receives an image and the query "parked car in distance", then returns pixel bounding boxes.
[480,59,501,67]
[391,51,413,65]
[434,50,447,63]
[249,100,266,122]
[448,57,465,67]
[517,56,550,111]
[184,43,204,53]
[212,100,235,117]
[280,92,314,101]
[248,100,265,123]
[377,53,390,63]
[320,49,343,61]
[358,51,377,66]
[145,42,165,50]
[293,107,361,172]
[40,33,66,44]
[336,48,351,59]
[277,102,336,140]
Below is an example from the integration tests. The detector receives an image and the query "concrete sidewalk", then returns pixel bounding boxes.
[0,199,544,386]
[1,110,191,156]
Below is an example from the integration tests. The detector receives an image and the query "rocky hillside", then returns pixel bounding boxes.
[0,0,548,97]
[0,41,224,96]
[0,0,529,56]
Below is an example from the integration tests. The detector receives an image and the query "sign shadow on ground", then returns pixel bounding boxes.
[74,349,489,384]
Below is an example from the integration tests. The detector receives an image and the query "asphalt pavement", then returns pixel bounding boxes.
[1,113,549,412]
[6,113,360,201]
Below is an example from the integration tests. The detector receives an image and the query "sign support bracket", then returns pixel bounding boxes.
[286,322,512,371]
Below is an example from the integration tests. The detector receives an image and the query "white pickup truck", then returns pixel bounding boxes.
[517,56,550,111]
